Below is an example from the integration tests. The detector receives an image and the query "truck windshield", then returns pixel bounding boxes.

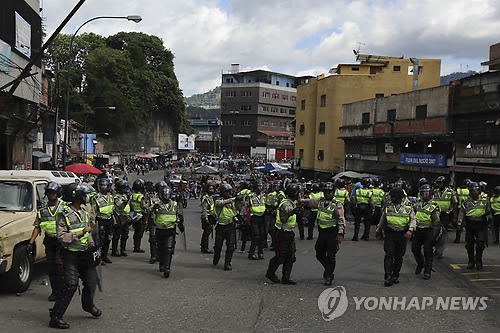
[0,181,33,212]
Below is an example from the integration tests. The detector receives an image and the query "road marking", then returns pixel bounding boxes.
[470,278,500,282]
[451,264,500,269]
[462,272,495,275]
[450,264,462,269]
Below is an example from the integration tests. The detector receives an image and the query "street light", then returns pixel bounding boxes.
[62,15,142,167]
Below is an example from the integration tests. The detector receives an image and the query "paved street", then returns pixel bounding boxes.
[1,170,499,332]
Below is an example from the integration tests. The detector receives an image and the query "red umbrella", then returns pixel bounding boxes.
[139,155,152,159]
[65,163,103,175]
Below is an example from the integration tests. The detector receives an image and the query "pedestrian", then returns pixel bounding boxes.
[412,184,440,280]
[152,187,184,277]
[28,182,64,301]
[457,182,491,270]
[376,188,416,287]
[49,183,101,329]
[301,182,345,286]
[213,184,238,271]
[266,184,301,285]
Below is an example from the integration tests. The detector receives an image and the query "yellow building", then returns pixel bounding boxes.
[295,54,441,174]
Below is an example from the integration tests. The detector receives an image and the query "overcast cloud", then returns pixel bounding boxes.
[42,0,500,96]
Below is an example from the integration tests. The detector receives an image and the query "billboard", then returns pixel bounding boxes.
[178,134,195,150]
[15,12,31,58]
[400,153,447,168]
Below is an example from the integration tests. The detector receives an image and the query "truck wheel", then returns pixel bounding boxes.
[2,245,34,293]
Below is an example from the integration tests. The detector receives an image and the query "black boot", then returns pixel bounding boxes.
[149,256,158,264]
[476,249,484,270]
[248,253,258,260]
[454,229,461,243]
[213,253,220,266]
[111,242,120,257]
[49,316,69,329]
[163,255,172,278]
[102,257,112,264]
[120,243,127,257]
[467,249,475,269]
[266,258,281,283]
[82,304,102,317]
[324,274,334,286]
[50,290,73,329]
[415,265,423,275]
[423,257,432,280]
[281,262,296,285]
[384,273,393,287]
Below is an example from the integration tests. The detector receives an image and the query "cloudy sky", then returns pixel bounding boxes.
[42,0,500,97]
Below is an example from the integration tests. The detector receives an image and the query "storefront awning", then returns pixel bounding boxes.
[32,150,51,163]
[450,165,500,176]
[258,131,293,137]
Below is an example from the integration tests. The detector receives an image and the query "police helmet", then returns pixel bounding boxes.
[494,186,500,196]
[63,183,92,202]
[361,178,371,187]
[155,181,168,193]
[254,181,264,190]
[394,180,406,190]
[462,179,472,188]
[312,183,321,193]
[219,183,233,194]
[435,176,446,184]
[145,181,155,192]
[419,183,432,193]
[389,188,405,201]
[468,181,480,192]
[159,187,172,201]
[335,178,345,188]
[45,181,62,197]
[284,184,301,198]
[418,177,429,188]
[479,181,488,191]
[323,182,335,192]
[115,179,129,191]
[372,179,381,187]
[133,179,145,192]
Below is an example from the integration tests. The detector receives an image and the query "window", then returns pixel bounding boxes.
[299,149,304,160]
[351,67,360,71]
[240,105,251,111]
[362,112,370,124]
[225,78,234,83]
[276,81,279,86]
[291,96,296,102]
[262,106,269,112]
[416,105,427,119]
[301,100,306,111]
[272,93,280,99]
[299,124,305,136]
[387,109,396,122]
[262,91,270,98]
[225,91,236,97]
[271,107,278,113]
[280,108,287,114]
[289,109,296,115]
[393,66,401,72]
[282,95,288,100]
[286,83,290,87]
[241,120,250,126]
[318,150,324,160]
[319,122,325,134]
[241,91,252,97]
[320,95,326,107]
[375,93,384,98]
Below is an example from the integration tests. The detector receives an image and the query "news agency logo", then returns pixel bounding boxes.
[318,286,489,321]
[317,286,349,321]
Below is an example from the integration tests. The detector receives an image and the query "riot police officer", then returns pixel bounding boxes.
[28,182,64,301]
[376,188,416,286]
[433,176,458,258]
[200,182,217,253]
[91,178,115,264]
[112,180,131,257]
[352,178,374,241]
[248,181,267,260]
[236,181,252,252]
[306,183,323,240]
[213,184,238,271]
[491,186,500,244]
[49,183,101,329]
[148,181,168,264]
[130,179,150,253]
[301,182,345,286]
[455,179,471,243]
[371,179,385,228]
[457,182,491,270]
[152,187,184,277]
[266,184,300,285]
[412,184,440,280]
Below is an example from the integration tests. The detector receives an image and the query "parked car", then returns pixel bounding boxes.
[0,171,78,293]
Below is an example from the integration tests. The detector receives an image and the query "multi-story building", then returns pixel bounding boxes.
[0,0,43,169]
[339,63,500,185]
[295,54,441,176]
[189,118,222,153]
[220,65,312,160]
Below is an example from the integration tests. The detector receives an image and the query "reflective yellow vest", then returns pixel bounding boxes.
[457,188,469,206]
[38,200,64,237]
[62,205,90,252]
[433,188,452,212]
[490,196,500,216]
[217,201,237,225]
[334,189,348,206]
[462,198,487,222]
[95,193,114,219]
[355,188,372,205]
[202,194,216,217]
[154,201,177,229]
[114,194,130,215]
[130,192,145,215]
[309,192,324,212]
[415,201,439,229]
[266,191,277,208]
[250,194,266,216]
[317,199,339,229]
[275,199,296,231]
[385,204,412,231]
[371,189,385,208]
